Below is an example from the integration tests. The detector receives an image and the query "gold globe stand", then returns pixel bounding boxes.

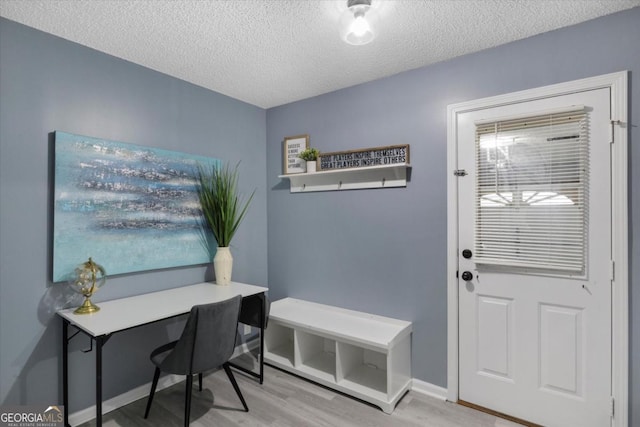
[72,257,106,315]
[75,296,101,314]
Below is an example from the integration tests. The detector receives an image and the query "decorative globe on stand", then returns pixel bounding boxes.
[70,257,106,315]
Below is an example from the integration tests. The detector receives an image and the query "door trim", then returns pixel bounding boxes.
[446,71,628,426]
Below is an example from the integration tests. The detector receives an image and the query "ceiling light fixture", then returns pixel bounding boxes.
[340,0,377,46]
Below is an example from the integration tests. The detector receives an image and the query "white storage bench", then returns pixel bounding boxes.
[263,298,412,414]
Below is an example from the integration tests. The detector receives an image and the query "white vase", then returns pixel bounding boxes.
[306,160,317,173]
[213,246,233,285]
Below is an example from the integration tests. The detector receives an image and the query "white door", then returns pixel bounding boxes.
[456,88,612,426]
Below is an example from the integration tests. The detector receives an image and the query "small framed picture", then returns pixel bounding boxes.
[283,134,309,174]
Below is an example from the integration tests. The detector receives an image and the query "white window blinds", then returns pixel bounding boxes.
[474,108,588,272]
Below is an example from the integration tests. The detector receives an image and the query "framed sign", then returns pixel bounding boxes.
[283,134,309,174]
[319,144,410,171]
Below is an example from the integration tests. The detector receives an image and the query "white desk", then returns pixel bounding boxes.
[58,281,268,427]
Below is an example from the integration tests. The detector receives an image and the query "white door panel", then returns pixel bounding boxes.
[476,295,513,381]
[457,88,611,427]
[539,303,583,396]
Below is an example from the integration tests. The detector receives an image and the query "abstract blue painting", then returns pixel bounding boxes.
[53,131,219,282]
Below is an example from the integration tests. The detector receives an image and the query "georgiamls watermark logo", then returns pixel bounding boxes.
[0,405,64,427]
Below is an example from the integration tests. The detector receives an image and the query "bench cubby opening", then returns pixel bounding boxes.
[264,322,294,367]
[296,331,337,382]
[337,343,387,398]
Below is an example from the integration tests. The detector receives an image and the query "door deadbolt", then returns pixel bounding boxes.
[462,249,472,259]
[461,271,473,281]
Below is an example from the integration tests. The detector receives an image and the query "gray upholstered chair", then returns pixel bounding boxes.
[144,295,247,426]
[229,293,270,383]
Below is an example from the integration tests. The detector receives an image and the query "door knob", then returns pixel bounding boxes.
[461,271,473,281]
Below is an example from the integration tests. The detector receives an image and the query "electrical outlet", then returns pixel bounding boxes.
[243,324,252,335]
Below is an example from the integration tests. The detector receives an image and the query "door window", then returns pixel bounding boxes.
[474,109,587,272]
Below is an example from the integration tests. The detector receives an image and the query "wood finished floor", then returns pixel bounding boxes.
[78,357,523,427]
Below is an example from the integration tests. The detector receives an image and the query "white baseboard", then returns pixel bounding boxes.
[68,341,258,426]
[411,379,448,401]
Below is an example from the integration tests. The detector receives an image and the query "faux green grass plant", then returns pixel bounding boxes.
[195,162,255,248]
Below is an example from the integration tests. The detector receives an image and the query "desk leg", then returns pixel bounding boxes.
[62,319,70,427]
[259,295,265,384]
[96,335,104,427]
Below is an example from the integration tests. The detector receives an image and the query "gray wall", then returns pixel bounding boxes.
[266,7,640,423]
[0,18,267,411]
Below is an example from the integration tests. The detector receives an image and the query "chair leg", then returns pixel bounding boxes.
[144,367,160,419]
[184,375,193,427]
[198,373,203,392]
[223,363,248,412]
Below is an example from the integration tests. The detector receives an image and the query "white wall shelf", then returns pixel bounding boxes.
[264,298,412,414]
[278,163,410,193]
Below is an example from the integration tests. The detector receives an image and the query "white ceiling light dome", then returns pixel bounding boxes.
[340,0,379,46]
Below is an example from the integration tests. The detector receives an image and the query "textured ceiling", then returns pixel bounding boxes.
[1,1,638,108]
